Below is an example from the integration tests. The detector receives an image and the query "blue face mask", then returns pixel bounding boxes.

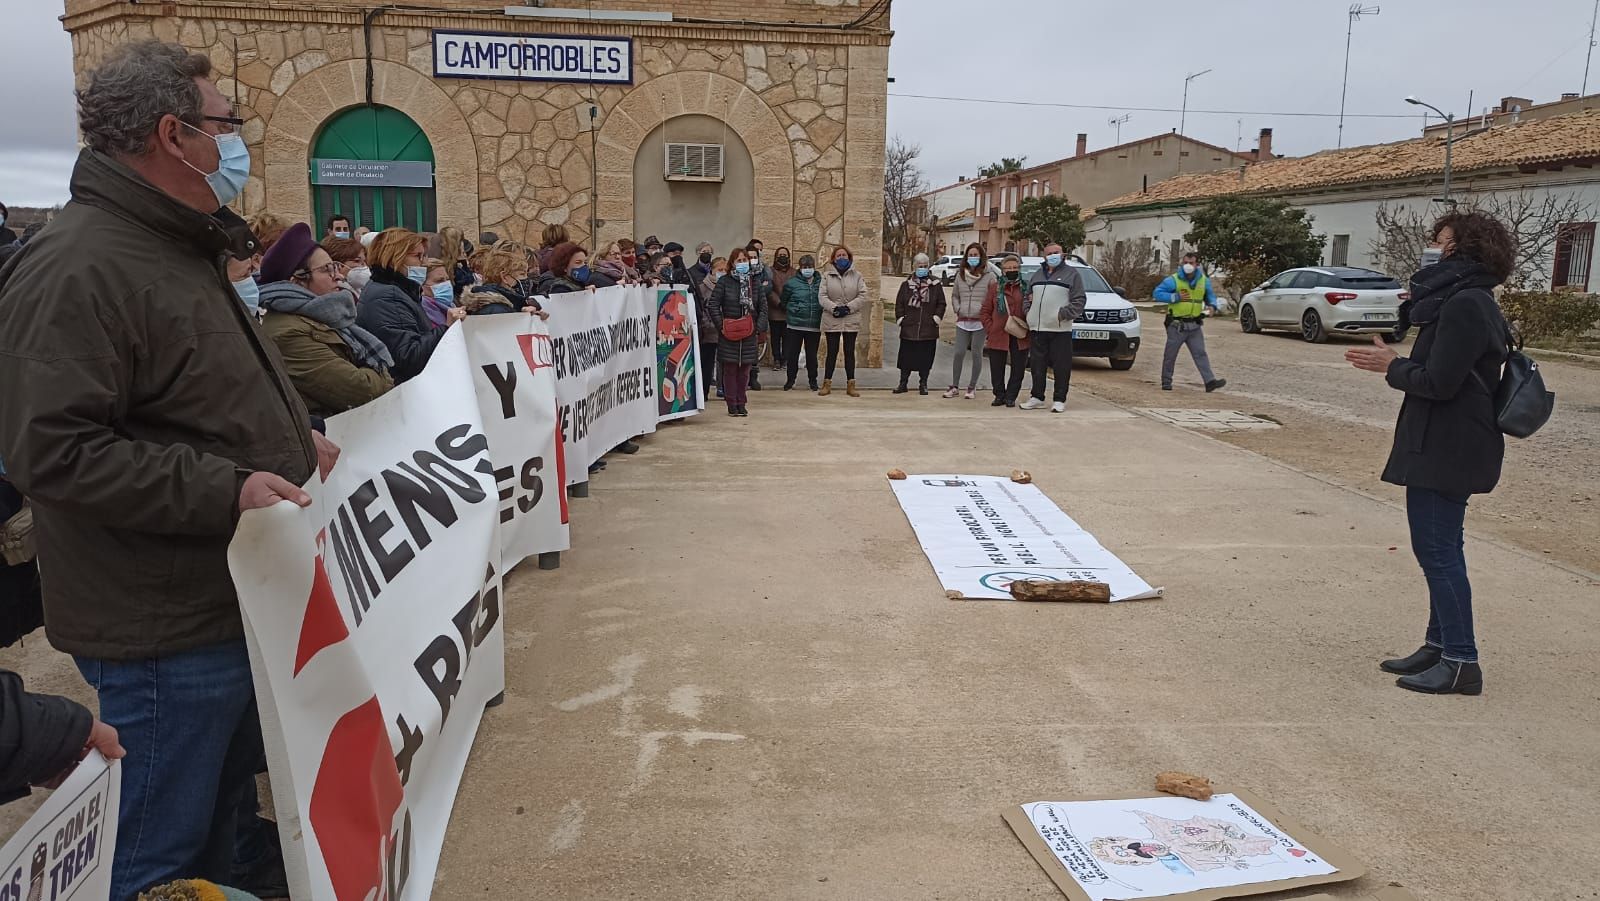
[181,122,251,208]
[967,256,981,268]
[407,265,428,285]
[915,267,931,278]
[735,261,751,275]
[431,282,455,305]
[334,230,350,239]
[573,265,591,283]
[232,276,260,312]
[1046,253,1064,268]
[834,258,851,273]
[800,267,815,278]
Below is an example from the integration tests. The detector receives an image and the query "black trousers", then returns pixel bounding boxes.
[1029,331,1074,403]
[701,341,719,395]
[769,319,788,365]
[824,331,858,380]
[784,329,821,385]
[986,341,1027,401]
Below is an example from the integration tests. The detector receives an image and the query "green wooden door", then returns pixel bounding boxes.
[311,105,437,232]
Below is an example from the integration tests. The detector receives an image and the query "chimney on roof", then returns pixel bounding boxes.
[958,175,966,182]
[1257,128,1274,161]
[1076,133,1088,158]
[1500,96,1532,114]
[1562,92,1580,101]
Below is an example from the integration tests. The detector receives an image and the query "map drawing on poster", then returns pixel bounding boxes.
[0,752,119,901]
[655,286,703,422]
[890,474,1161,601]
[1018,794,1338,901]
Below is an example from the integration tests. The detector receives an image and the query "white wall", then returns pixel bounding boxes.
[1086,170,1600,289]
[920,181,977,219]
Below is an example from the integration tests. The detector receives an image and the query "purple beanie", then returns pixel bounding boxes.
[258,222,319,284]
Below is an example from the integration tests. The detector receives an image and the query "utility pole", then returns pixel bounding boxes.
[1584,0,1599,95]
[1108,113,1132,145]
[1339,4,1380,149]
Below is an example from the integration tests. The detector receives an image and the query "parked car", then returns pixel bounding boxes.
[930,254,966,285]
[1237,266,1408,344]
[1068,261,1141,370]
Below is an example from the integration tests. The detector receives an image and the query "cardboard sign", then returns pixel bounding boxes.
[1003,788,1365,901]
[0,753,119,901]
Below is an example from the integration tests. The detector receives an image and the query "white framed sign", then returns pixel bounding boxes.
[432,31,633,84]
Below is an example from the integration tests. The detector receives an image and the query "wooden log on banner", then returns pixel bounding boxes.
[1009,579,1112,603]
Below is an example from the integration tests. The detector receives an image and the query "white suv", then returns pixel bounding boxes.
[930,254,965,285]
[1065,260,1141,370]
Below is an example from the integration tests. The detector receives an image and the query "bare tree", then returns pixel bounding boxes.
[1369,202,1432,279]
[883,136,928,274]
[1096,239,1158,295]
[1466,190,1596,290]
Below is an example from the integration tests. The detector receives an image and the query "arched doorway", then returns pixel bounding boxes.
[310,105,437,232]
[632,115,753,256]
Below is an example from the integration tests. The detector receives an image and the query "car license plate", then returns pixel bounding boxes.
[1363,313,1391,321]
[1074,329,1111,340]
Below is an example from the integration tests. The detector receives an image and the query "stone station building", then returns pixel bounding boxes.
[61,0,894,362]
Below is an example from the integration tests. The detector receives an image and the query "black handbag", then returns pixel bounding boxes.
[1472,329,1554,439]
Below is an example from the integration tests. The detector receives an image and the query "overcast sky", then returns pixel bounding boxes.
[3,0,1599,206]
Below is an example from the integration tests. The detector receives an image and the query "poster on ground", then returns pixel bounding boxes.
[539,284,665,483]
[0,752,118,901]
[463,314,570,561]
[890,474,1162,602]
[1003,790,1363,901]
[654,285,703,422]
[231,327,506,901]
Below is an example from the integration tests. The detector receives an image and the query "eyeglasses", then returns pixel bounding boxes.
[298,261,343,278]
[202,114,245,134]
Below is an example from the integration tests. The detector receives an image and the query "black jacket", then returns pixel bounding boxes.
[1382,260,1509,496]
[707,274,770,366]
[355,266,447,383]
[0,669,92,804]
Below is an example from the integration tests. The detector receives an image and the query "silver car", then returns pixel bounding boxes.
[1238,266,1408,344]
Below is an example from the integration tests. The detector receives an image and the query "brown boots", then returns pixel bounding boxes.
[846,379,860,397]
[818,379,832,396]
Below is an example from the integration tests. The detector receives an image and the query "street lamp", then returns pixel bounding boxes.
[1406,95,1455,203]
[1339,4,1380,148]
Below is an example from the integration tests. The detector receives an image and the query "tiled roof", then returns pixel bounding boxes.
[1095,110,1600,213]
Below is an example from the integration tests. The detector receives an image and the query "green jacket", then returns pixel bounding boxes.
[782,272,824,330]
[0,149,316,659]
[260,309,393,417]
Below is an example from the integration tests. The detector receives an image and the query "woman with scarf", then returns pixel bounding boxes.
[981,255,1030,406]
[461,244,550,319]
[819,245,868,397]
[257,223,394,416]
[705,248,769,417]
[945,243,994,399]
[698,256,728,399]
[892,253,948,395]
[418,258,457,328]
[1346,210,1516,697]
[357,228,466,383]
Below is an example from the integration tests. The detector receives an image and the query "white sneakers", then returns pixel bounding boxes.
[1052,402,1066,414]
[1019,397,1044,410]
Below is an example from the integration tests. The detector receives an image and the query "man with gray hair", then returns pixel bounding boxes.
[0,40,335,898]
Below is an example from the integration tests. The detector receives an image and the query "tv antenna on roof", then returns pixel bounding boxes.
[1108,113,1132,144]
[1339,4,1381,148]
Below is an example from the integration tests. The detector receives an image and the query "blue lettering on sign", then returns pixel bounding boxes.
[434,31,632,83]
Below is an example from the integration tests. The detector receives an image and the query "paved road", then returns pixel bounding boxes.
[1072,311,1600,574]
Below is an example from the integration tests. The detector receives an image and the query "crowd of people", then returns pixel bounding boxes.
[0,33,1525,901]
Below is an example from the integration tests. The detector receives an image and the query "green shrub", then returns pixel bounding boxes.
[1498,291,1600,343]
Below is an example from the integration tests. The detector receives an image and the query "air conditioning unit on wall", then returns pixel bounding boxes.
[665,143,724,182]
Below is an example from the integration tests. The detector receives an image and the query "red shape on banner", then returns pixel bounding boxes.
[516,332,554,374]
[311,697,407,901]
[553,401,569,524]
[294,534,348,677]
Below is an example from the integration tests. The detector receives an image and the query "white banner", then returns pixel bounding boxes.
[463,314,570,559]
[890,475,1162,602]
[232,327,506,901]
[541,285,663,484]
[0,753,118,901]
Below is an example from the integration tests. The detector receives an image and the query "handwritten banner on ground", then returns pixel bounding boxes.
[0,753,118,901]
[541,284,664,483]
[1003,790,1362,901]
[654,286,704,423]
[463,314,569,558]
[231,327,506,901]
[890,474,1162,602]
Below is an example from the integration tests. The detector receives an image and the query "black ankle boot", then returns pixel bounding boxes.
[1396,659,1483,695]
[918,381,929,395]
[1379,645,1442,675]
[893,381,909,394]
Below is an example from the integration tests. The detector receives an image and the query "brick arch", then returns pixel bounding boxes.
[261,59,478,231]
[594,70,794,248]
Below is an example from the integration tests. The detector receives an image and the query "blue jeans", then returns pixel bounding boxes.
[76,640,263,900]
[1405,487,1478,663]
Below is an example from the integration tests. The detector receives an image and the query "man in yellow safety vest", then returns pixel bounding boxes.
[1153,252,1227,392]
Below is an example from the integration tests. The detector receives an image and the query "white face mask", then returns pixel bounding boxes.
[1182,263,1197,277]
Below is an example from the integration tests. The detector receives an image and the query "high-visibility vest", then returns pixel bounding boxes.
[1168,272,1208,319]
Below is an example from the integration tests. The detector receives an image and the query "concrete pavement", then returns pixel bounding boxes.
[436,388,1600,900]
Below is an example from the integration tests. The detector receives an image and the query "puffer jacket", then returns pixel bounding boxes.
[820,266,869,333]
[895,278,947,342]
[1026,262,1087,333]
[950,268,995,327]
[355,266,447,384]
[782,271,824,330]
[980,277,1030,351]
[0,148,316,659]
[707,274,770,366]
[258,282,393,417]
